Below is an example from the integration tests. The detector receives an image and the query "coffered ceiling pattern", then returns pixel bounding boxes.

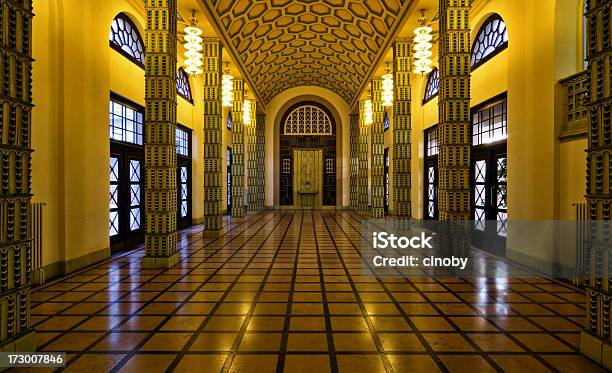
[207,0,409,104]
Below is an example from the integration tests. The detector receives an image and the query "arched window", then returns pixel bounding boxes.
[423,68,439,104]
[109,13,145,67]
[471,14,508,69]
[176,68,193,103]
[284,105,333,135]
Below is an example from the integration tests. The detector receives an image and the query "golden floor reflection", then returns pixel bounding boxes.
[24,211,603,373]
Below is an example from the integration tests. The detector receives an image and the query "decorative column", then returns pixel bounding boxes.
[0,0,35,351]
[581,0,612,368]
[231,80,245,218]
[437,0,471,255]
[358,101,369,212]
[247,100,258,211]
[350,113,359,209]
[371,79,385,218]
[202,40,223,237]
[256,114,266,210]
[142,0,178,268]
[393,40,412,218]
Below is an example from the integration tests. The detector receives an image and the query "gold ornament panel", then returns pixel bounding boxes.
[208,0,408,104]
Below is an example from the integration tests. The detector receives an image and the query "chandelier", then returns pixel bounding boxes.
[222,62,234,108]
[413,10,433,75]
[183,10,203,76]
[364,99,373,126]
[381,62,394,107]
[243,97,252,124]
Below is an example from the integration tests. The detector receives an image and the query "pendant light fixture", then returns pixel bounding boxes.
[413,10,433,75]
[364,93,373,126]
[183,10,204,76]
[381,62,394,107]
[243,90,252,125]
[222,62,234,108]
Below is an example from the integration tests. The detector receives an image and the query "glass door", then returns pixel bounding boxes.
[384,148,389,214]
[110,143,144,251]
[470,95,508,254]
[176,125,192,228]
[424,126,439,220]
[109,95,145,252]
[227,147,232,214]
[471,144,507,254]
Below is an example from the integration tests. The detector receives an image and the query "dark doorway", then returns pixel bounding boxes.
[423,125,439,220]
[279,102,336,207]
[470,94,508,254]
[176,124,192,229]
[384,147,389,214]
[227,147,232,214]
[109,94,145,251]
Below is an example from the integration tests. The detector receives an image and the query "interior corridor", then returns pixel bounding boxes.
[26,211,600,373]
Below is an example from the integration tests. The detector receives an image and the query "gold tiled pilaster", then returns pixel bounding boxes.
[231,80,245,218]
[582,0,612,367]
[437,0,471,255]
[202,40,223,236]
[256,114,265,210]
[142,0,178,267]
[371,80,385,219]
[358,101,369,212]
[0,0,35,351]
[438,0,471,220]
[247,101,258,211]
[350,114,359,209]
[393,40,412,218]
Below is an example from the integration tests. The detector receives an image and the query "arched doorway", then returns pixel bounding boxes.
[278,102,337,208]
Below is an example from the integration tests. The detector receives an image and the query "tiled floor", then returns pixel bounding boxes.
[20,211,604,372]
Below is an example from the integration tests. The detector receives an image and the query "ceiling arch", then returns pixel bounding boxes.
[205,0,410,105]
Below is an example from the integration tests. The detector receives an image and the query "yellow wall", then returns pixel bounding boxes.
[32,0,206,274]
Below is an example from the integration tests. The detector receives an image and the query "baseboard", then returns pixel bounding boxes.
[506,248,574,278]
[581,331,612,370]
[42,246,111,282]
[270,205,351,210]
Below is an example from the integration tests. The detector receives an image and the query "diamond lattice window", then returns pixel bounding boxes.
[284,105,332,136]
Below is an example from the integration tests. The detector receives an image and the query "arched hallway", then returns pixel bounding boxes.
[27,211,601,372]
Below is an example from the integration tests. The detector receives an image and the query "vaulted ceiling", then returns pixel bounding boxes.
[204,0,411,106]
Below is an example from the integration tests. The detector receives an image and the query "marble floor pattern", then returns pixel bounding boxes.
[17,210,604,372]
